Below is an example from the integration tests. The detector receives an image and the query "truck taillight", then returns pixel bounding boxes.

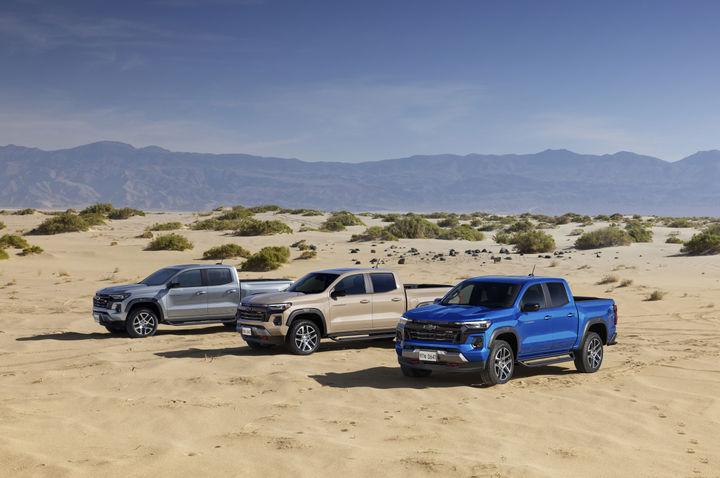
[613,304,618,325]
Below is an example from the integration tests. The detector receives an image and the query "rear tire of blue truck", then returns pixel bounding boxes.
[400,365,432,377]
[574,331,603,373]
[480,339,515,385]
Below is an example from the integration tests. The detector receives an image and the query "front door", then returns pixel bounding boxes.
[369,272,405,330]
[327,274,372,333]
[165,269,207,320]
[544,282,578,352]
[206,268,239,318]
[516,284,554,356]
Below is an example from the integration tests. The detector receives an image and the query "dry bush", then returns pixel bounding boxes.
[597,274,619,285]
[647,290,666,301]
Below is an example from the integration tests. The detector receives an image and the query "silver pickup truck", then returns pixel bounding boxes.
[92,264,292,337]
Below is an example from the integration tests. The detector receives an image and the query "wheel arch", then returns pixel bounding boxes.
[581,318,608,345]
[286,308,327,337]
[127,299,164,323]
[488,326,519,360]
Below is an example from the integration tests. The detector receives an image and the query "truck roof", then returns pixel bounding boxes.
[314,267,394,274]
[164,264,234,270]
[464,275,566,285]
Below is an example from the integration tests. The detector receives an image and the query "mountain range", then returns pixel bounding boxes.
[1,141,719,216]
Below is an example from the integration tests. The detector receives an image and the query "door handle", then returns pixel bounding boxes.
[360,299,370,304]
[567,313,574,317]
[544,315,551,320]
[391,298,402,302]
[226,289,237,294]
[195,291,206,295]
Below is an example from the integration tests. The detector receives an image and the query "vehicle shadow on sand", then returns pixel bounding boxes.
[16,326,238,341]
[309,364,576,389]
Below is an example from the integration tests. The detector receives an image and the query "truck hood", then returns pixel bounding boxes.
[96,283,150,295]
[241,291,307,305]
[405,304,509,322]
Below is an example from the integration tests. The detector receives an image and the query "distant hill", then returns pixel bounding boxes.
[2,141,719,215]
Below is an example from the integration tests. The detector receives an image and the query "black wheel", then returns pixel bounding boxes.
[480,339,515,385]
[286,319,320,355]
[246,340,274,350]
[222,320,237,329]
[574,331,603,373]
[125,307,159,338]
[104,324,126,335]
[400,364,432,377]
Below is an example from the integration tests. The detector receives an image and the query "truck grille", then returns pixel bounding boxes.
[404,321,462,343]
[93,295,111,308]
[238,306,268,322]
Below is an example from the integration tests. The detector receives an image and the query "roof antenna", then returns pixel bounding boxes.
[529,264,536,277]
[373,257,380,269]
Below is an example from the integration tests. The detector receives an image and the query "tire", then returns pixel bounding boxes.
[574,331,603,373]
[400,364,432,378]
[104,324,126,335]
[286,319,320,355]
[222,320,237,329]
[480,339,515,385]
[125,307,159,338]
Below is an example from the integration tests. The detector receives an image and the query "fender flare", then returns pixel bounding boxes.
[488,326,520,358]
[126,298,165,322]
[577,317,608,347]
[286,308,328,336]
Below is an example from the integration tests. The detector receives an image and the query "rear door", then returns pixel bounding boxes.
[369,272,405,330]
[327,273,373,332]
[165,269,208,320]
[516,284,554,356]
[206,268,239,318]
[543,281,578,351]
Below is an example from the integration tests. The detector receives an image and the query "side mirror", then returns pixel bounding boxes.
[433,298,441,304]
[331,289,347,299]
[522,303,541,312]
[168,281,180,289]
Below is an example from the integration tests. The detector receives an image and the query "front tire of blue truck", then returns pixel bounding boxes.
[480,340,514,385]
[574,331,603,373]
[400,365,432,378]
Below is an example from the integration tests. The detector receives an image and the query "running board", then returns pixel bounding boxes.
[519,354,574,368]
[328,331,396,342]
[164,319,233,326]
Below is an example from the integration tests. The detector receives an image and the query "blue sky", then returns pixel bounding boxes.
[1,0,718,162]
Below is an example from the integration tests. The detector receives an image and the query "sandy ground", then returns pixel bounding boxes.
[1,210,719,478]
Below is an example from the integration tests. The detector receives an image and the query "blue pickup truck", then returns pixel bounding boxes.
[396,275,617,385]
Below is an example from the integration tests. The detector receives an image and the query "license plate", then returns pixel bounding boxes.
[418,350,438,362]
[241,327,252,336]
[93,313,101,323]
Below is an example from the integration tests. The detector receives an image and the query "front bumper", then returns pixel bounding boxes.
[398,349,486,372]
[92,308,126,325]
[237,324,286,345]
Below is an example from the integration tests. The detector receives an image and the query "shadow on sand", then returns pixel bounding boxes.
[16,325,236,342]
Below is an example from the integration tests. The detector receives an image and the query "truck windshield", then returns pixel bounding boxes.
[140,267,179,286]
[288,272,340,294]
[440,282,521,309]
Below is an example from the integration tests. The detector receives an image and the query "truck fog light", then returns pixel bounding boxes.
[115,304,122,312]
[273,315,282,326]
[396,330,402,342]
[471,336,484,349]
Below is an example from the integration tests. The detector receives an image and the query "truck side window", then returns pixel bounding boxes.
[334,274,366,295]
[546,282,569,307]
[207,269,232,286]
[175,270,203,288]
[520,284,546,309]
[370,273,397,293]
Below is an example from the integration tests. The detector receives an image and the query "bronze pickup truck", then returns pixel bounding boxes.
[236,268,452,354]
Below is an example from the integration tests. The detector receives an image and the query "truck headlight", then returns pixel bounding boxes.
[266,303,292,312]
[398,317,410,325]
[462,320,491,330]
[109,293,130,300]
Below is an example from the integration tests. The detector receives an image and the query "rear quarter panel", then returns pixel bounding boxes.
[574,299,616,347]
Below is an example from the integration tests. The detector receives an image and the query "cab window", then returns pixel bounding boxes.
[174,270,203,288]
[370,273,397,293]
[546,282,569,308]
[207,269,233,286]
[519,284,546,309]
[334,274,366,295]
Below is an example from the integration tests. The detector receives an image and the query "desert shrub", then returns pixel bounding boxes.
[569,228,584,236]
[30,213,90,235]
[108,207,145,220]
[191,218,241,230]
[437,216,460,228]
[594,214,610,221]
[248,204,281,213]
[78,213,107,226]
[235,218,292,236]
[609,213,624,221]
[278,208,324,216]
[218,208,254,221]
[439,225,485,241]
[297,250,317,259]
[202,243,250,260]
[301,209,324,216]
[647,290,665,301]
[575,227,632,249]
[505,220,534,234]
[423,212,450,219]
[0,221,5,230]
[618,279,633,287]
[150,222,182,231]
[512,230,555,253]
[624,221,653,242]
[385,214,441,239]
[241,246,290,271]
[493,231,512,244]
[13,208,36,215]
[597,274,619,285]
[665,236,683,244]
[0,249,8,260]
[321,221,346,232]
[0,234,30,249]
[681,232,720,255]
[552,215,572,225]
[137,231,153,239]
[21,245,44,255]
[478,223,496,232]
[350,226,398,242]
[665,218,693,228]
[705,223,720,235]
[147,233,193,251]
[322,211,364,230]
[81,203,115,215]
[470,218,482,227]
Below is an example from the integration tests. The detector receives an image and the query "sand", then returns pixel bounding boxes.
[1,210,719,477]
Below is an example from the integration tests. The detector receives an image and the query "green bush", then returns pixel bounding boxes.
[297,250,317,259]
[248,204,281,213]
[321,221,346,232]
[0,249,8,260]
[594,214,610,221]
[202,243,250,260]
[79,213,107,226]
[665,236,683,244]
[108,207,145,220]
[150,222,182,231]
[191,218,242,230]
[218,208,254,221]
[147,233,194,251]
[437,216,460,228]
[438,225,485,241]
[0,221,5,230]
[575,227,632,249]
[512,230,555,253]
[493,231,512,244]
[81,203,115,215]
[505,220,534,233]
[705,223,720,235]
[665,218,693,228]
[350,226,398,242]
[241,246,290,271]
[137,231,153,239]
[624,221,653,242]
[12,208,36,215]
[322,211,364,230]
[0,234,30,249]
[385,214,441,239]
[21,245,44,255]
[681,232,720,255]
[235,218,292,236]
[30,213,90,235]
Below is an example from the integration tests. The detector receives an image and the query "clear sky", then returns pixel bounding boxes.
[1,0,718,162]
